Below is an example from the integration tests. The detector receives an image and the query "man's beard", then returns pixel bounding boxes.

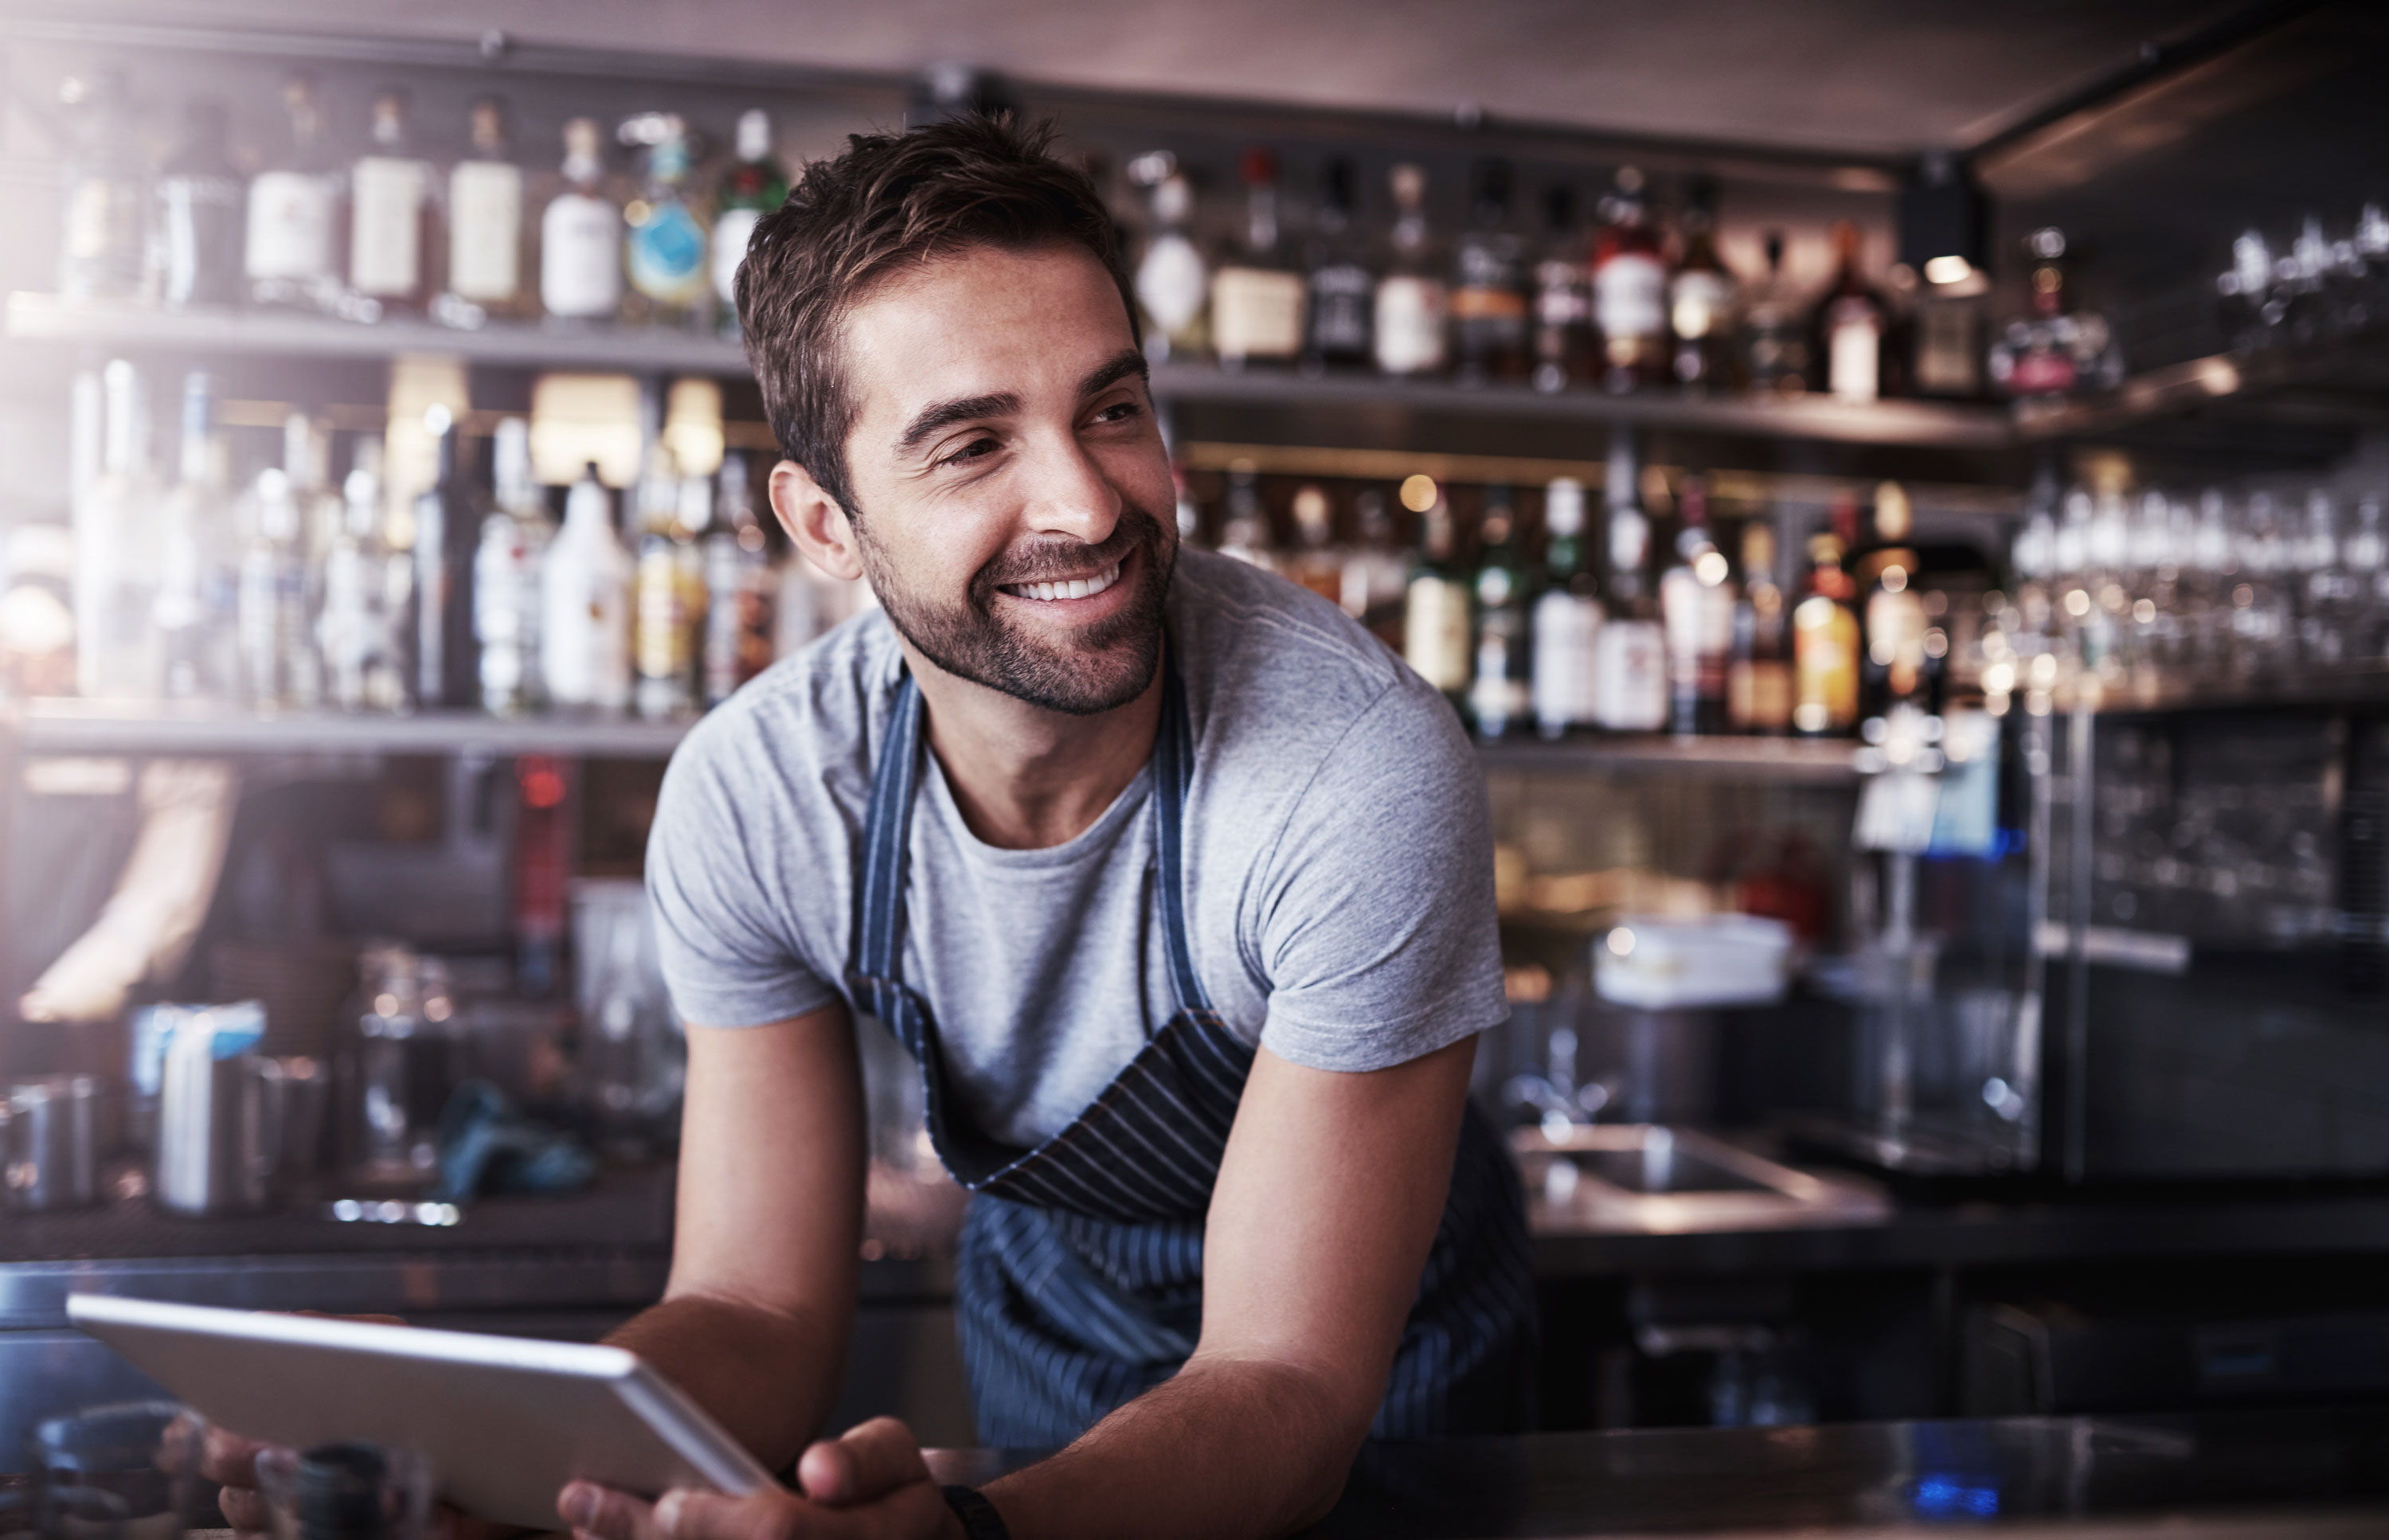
[854,502,1176,716]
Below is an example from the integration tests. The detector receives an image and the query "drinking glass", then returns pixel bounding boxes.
[31,1401,201,1540]
[254,1441,433,1540]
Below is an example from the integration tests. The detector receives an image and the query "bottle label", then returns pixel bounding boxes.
[1535,263,1589,326]
[713,206,764,307]
[542,194,624,317]
[1211,267,1306,361]
[1593,252,1667,343]
[1592,619,1667,731]
[246,170,336,281]
[351,156,429,297]
[1136,233,1208,338]
[1374,276,1449,374]
[628,201,710,306]
[448,161,525,302]
[1308,264,1374,354]
[1670,269,1733,341]
[1826,299,1882,401]
[1531,591,1602,730]
[1402,575,1472,691]
[1793,595,1859,731]
[1915,302,1978,395]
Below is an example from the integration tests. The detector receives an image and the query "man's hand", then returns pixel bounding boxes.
[559,1419,964,1540]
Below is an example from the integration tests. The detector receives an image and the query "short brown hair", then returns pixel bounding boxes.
[734,113,1136,517]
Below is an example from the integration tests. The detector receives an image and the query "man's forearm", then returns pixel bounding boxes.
[605,1293,847,1472]
[980,1355,1363,1540]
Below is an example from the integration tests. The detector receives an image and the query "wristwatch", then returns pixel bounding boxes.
[940,1483,1011,1540]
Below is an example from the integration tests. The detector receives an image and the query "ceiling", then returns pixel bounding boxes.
[13,0,2261,160]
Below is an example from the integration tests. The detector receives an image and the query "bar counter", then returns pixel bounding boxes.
[938,1407,2389,1536]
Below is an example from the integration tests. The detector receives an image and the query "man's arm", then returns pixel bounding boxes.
[605,1006,867,1471]
[981,1034,1476,1538]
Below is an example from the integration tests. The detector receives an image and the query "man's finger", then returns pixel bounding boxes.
[653,1488,818,1540]
[559,1482,666,1540]
[796,1418,929,1507]
[218,1485,268,1532]
[199,1427,268,1487]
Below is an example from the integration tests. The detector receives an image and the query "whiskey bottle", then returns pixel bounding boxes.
[1726,521,1793,734]
[1658,475,1734,735]
[1374,165,1449,377]
[1987,227,2123,401]
[56,72,149,302]
[1129,151,1208,362]
[1791,502,1862,735]
[541,118,624,322]
[1668,179,1736,393]
[1215,465,1280,572]
[1591,167,1668,393]
[1339,488,1410,648]
[245,76,343,314]
[1303,158,1374,373]
[711,110,789,327]
[1210,148,1306,369]
[1531,185,1593,393]
[1742,231,1810,393]
[1853,480,1929,718]
[444,97,529,323]
[350,89,439,315]
[1810,220,1890,403]
[1468,487,1531,737]
[155,100,244,310]
[1531,476,1604,738]
[1287,483,1346,603]
[1450,159,1531,386]
[1403,484,1472,707]
[1591,433,1668,731]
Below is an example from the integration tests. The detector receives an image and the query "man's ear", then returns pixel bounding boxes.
[769,459,865,582]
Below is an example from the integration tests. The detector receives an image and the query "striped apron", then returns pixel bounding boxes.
[844,659,1535,1448]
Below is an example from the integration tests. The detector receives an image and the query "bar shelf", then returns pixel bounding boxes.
[6,700,694,759]
[1476,732,1859,783]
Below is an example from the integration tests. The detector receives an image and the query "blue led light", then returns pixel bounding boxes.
[1911,1476,2000,1518]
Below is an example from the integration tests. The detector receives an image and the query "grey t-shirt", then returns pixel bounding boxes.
[646,547,1506,1147]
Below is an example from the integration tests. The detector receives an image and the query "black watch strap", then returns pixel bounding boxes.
[940,1483,1011,1540]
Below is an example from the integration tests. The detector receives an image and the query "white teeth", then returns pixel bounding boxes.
[1007,561,1121,603]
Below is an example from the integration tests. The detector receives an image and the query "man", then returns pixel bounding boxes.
[585,115,1529,1539]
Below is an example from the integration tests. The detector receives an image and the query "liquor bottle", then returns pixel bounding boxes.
[319,438,409,713]
[1374,164,1449,377]
[1987,228,2124,401]
[1531,476,1603,738]
[77,360,165,698]
[1129,151,1207,362]
[1450,160,1531,386]
[475,417,550,715]
[1591,434,1668,731]
[1531,185,1593,393]
[634,447,699,720]
[1911,282,1984,399]
[1810,220,1890,403]
[1791,505,1862,736]
[350,89,439,315]
[246,76,344,314]
[1658,475,1734,735]
[1668,179,1736,393]
[154,100,244,309]
[1286,483,1345,603]
[56,72,148,301]
[622,115,710,328]
[1853,480,1929,717]
[1339,488,1410,647]
[702,454,776,706]
[543,462,633,712]
[236,466,313,708]
[444,96,529,323]
[1402,486,1472,708]
[1591,167,1669,393]
[710,110,789,327]
[542,118,624,322]
[1302,157,1374,373]
[1742,231,1809,393]
[413,406,481,709]
[1210,148,1305,369]
[154,371,237,701]
[1726,520,1793,734]
[1215,466,1280,571]
[1467,489,1531,737]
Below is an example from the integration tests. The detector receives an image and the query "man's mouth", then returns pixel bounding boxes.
[997,558,1125,604]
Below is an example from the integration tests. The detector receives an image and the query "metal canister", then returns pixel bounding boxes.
[2,1074,103,1211]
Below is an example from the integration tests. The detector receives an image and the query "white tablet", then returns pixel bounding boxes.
[68,1293,780,1530]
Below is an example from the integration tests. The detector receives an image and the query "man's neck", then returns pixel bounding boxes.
[897,638,1164,851]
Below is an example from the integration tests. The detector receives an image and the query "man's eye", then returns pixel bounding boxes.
[937,436,999,469]
[1092,401,1143,425]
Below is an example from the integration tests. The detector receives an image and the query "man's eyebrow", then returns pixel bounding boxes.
[1077,348,1148,399]
[896,391,1019,458]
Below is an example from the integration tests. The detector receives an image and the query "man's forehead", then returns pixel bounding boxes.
[840,245,1132,425]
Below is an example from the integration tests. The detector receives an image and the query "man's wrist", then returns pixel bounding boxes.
[939,1484,1010,1540]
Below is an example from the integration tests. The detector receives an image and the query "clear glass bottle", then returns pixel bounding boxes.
[1210,147,1306,370]
[541,118,624,323]
[1658,475,1735,735]
[1811,220,1890,403]
[1531,185,1593,394]
[1403,484,1472,709]
[1742,230,1810,394]
[1129,151,1208,362]
[1855,481,1930,718]
[443,96,529,323]
[236,466,313,709]
[702,453,776,706]
[711,110,789,330]
[622,114,711,329]
[1374,164,1449,377]
[154,370,237,702]
[154,100,244,310]
[1468,487,1531,738]
[245,76,344,314]
[56,72,149,302]
[350,88,439,315]
[77,359,165,698]
[1592,455,1668,732]
[1451,159,1531,387]
[544,462,633,712]
[1592,166,1669,393]
[1303,158,1374,374]
[475,416,551,715]
[1531,476,1603,738]
[1215,465,1280,572]
[1668,179,1737,393]
[319,437,409,713]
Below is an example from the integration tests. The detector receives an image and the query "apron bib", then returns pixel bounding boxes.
[844,656,1535,1448]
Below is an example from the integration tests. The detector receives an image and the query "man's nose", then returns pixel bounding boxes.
[1018,433,1123,547]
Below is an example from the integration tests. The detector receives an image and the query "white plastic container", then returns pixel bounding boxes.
[1593,913,1796,1010]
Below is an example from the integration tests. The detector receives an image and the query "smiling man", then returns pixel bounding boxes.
[577,116,1532,1540]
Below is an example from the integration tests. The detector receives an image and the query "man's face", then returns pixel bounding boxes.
[832,244,1177,717]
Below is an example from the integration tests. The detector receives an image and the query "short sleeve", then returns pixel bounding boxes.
[1252,681,1509,1070]
[646,731,839,1028]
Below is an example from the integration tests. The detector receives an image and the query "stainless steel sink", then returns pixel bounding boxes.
[1514,1124,1890,1233]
